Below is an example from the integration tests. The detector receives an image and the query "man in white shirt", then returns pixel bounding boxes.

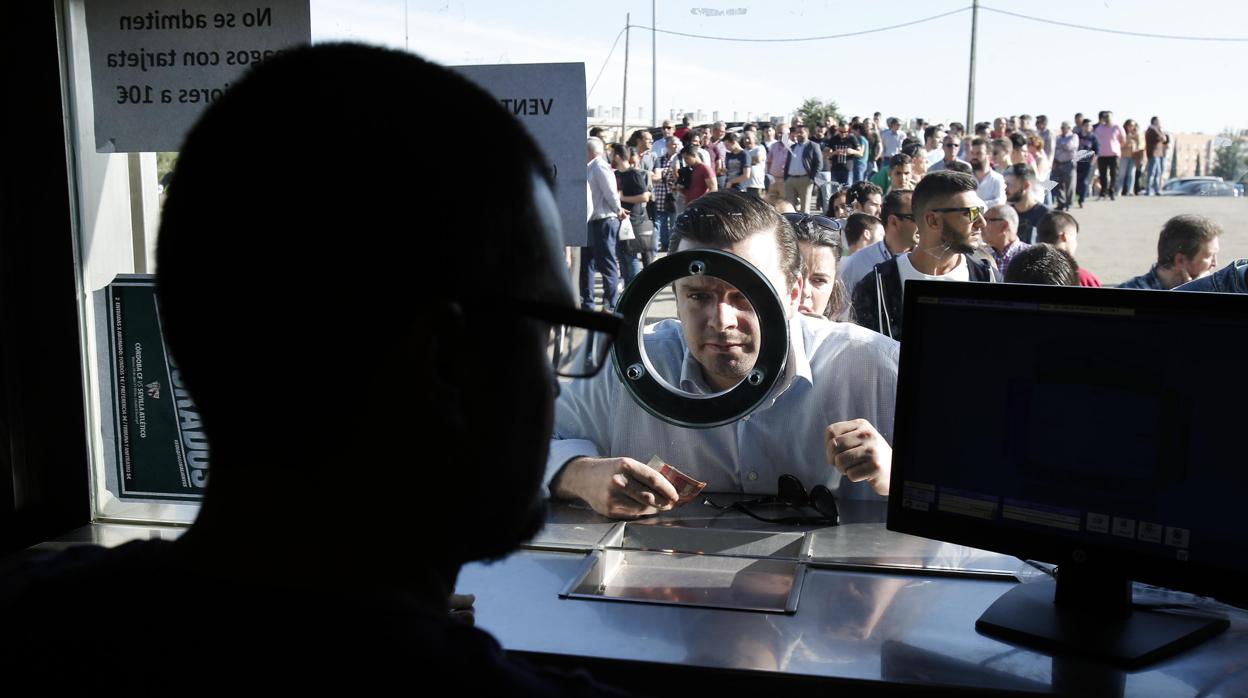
[548,192,899,519]
[583,137,627,311]
[879,117,904,159]
[966,137,1006,207]
[850,171,999,339]
[742,131,768,197]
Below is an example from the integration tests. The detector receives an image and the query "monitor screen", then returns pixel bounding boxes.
[887,280,1248,607]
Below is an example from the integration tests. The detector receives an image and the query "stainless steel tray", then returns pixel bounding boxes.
[560,524,811,613]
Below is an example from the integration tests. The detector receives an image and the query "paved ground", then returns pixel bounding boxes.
[1061,195,1246,286]
[571,194,1246,325]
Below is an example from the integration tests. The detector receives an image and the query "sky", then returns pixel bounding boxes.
[311,0,1248,134]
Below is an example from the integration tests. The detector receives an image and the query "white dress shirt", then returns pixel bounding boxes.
[587,156,621,220]
[548,314,899,500]
[975,169,1007,207]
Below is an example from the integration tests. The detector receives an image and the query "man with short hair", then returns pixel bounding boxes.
[585,137,626,311]
[783,123,823,213]
[1004,163,1051,244]
[628,128,657,174]
[844,212,884,255]
[851,172,999,339]
[871,152,913,195]
[1036,210,1100,287]
[709,120,728,188]
[1050,121,1078,211]
[928,135,969,173]
[1035,115,1054,159]
[880,117,904,159]
[677,143,717,206]
[839,189,916,295]
[1004,244,1079,286]
[1144,116,1170,196]
[652,136,682,251]
[0,43,624,695]
[849,181,883,217]
[549,192,900,519]
[1093,110,1126,201]
[966,137,1006,207]
[990,138,1012,172]
[825,121,862,188]
[1119,215,1222,290]
[767,124,791,196]
[981,204,1030,277]
[721,132,751,192]
[653,119,676,153]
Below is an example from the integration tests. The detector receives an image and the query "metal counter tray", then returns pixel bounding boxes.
[560,524,810,613]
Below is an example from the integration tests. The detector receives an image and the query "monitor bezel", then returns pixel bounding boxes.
[887,279,1248,607]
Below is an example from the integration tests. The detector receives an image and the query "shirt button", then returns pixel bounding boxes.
[748,471,759,481]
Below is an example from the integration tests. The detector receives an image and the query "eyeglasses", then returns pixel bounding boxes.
[931,206,986,224]
[783,212,843,232]
[703,475,839,526]
[893,213,915,221]
[511,299,623,378]
[943,143,958,148]
[983,216,1006,223]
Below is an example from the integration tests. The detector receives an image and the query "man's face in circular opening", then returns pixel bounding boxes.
[674,230,794,392]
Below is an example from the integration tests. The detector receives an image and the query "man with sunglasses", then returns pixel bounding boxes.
[548,192,899,520]
[851,171,1000,339]
[927,135,969,173]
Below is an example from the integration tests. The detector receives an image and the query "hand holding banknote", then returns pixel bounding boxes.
[647,456,707,505]
[552,456,681,519]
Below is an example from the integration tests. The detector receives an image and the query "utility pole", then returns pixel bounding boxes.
[652,0,657,127]
[622,13,630,142]
[966,0,978,130]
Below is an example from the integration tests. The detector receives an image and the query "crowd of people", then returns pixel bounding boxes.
[583,108,1231,338]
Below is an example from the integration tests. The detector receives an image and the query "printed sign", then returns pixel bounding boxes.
[454,63,588,247]
[84,0,311,152]
[102,275,208,501]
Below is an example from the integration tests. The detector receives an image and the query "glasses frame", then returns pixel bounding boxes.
[512,299,623,378]
[930,206,987,224]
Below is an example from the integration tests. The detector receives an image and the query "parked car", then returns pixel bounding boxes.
[1160,177,1240,197]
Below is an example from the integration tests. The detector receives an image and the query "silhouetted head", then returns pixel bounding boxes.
[158,43,568,566]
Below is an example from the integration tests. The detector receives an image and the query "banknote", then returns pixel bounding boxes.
[647,456,707,505]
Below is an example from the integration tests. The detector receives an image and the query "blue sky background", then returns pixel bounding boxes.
[312,0,1247,134]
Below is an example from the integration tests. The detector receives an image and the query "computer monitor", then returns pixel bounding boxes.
[887,280,1246,667]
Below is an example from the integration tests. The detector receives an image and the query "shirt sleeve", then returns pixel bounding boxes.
[545,370,613,491]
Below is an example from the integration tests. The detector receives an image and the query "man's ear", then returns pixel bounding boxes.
[788,275,803,310]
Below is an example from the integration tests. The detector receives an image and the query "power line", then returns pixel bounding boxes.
[980,5,1248,42]
[587,25,627,99]
[626,6,972,43]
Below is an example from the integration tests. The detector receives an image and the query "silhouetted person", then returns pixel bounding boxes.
[0,43,625,695]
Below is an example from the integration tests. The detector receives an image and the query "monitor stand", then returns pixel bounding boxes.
[976,564,1229,668]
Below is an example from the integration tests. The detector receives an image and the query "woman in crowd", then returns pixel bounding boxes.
[785,213,850,321]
